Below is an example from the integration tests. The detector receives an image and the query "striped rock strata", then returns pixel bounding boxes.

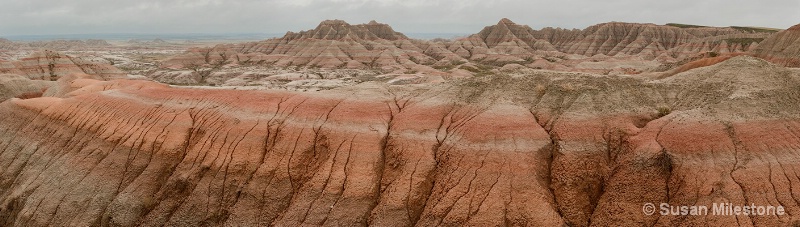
[0,74,54,101]
[753,23,800,67]
[0,51,125,80]
[1,56,800,226]
[164,20,455,72]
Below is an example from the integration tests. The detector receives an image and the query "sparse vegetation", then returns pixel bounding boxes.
[666,23,707,28]
[184,51,230,85]
[44,51,61,81]
[432,60,467,71]
[104,58,116,65]
[432,65,453,71]
[523,56,536,64]
[723,38,765,46]
[459,64,494,76]
[730,26,780,33]
[656,106,672,118]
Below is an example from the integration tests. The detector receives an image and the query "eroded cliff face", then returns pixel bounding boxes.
[1,56,800,226]
[753,23,800,67]
[552,22,748,57]
[0,51,125,81]
[157,19,795,87]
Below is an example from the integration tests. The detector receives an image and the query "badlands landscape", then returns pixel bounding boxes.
[1,18,800,226]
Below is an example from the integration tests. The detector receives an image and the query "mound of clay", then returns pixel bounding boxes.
[41,72,105,97]
[0,74,54,101]
[658,52,747,78]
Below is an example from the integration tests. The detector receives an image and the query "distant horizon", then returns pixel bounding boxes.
[1,33,282,41]
[1,32,473,42]
[1,18,787,42]
[2,0,797,37]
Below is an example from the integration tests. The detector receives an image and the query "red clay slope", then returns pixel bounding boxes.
[1,56,800,226]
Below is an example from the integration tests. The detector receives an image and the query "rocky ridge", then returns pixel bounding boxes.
[0,39,112,51]
[0,50,125,80]
[164,20,450,72]
[156,19,795,86]
[1,56,800,226]
[753,23,800,67]
[556,22,750,57]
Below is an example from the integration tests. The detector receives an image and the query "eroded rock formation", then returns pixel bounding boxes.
[0,51,125,80]
[753,23,800,67]
[156,19,795,87]
[1,56,799,226]
[163,20,449,71]
[0,39,112,51]
[0,74,54,101]
[448,18,557,62]
[554,22,749,57]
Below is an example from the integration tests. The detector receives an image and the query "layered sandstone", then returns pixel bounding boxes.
[1,56,800,226]
[752,23,800,67]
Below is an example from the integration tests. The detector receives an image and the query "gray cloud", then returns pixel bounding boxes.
[1,0,798,35]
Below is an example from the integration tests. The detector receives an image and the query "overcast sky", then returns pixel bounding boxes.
[1,0,798,36]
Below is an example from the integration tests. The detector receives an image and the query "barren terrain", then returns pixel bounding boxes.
[1,19,799,226]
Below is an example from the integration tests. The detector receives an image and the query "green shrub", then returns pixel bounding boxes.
[657,106,672,118]
[666,23,707,28]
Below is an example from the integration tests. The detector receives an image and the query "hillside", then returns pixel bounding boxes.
[1,56,800,226]
[752,23,800,67]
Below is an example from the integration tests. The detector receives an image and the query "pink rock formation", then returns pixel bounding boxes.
[0,51,125,80]
[1,56,799,226]
[448,18,557,63]
[752,23,800,67]
[163,20,449,71]
[155,19,794,85]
